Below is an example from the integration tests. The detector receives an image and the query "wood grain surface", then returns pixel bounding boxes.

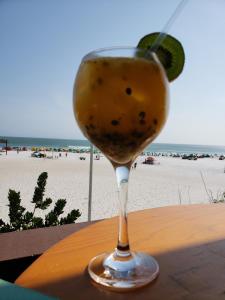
[16,204,225,300]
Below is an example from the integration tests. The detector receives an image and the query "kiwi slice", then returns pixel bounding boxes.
[137,32,185,82]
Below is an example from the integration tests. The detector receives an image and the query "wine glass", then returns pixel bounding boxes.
[73,47,169,290]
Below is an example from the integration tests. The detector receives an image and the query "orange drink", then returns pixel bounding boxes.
[74,55,168,165]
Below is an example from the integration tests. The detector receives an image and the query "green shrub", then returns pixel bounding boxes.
[0,172,81,233]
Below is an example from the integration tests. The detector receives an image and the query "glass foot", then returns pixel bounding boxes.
[88,251,159,291]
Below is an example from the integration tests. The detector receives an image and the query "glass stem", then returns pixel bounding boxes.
[115,165,131,257]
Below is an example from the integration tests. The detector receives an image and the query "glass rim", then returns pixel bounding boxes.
[83,46,157,61]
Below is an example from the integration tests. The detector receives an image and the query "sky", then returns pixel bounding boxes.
[1,0,225,146]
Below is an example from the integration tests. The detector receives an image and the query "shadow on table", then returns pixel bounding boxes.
[24,237,225,300]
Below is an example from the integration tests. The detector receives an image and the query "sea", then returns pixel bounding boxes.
[1,136,225,155]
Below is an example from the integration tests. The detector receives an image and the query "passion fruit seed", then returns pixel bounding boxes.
[126,87,132,95]
[111,120,119,126]
[153,118,158,125]
[139,111,146,119]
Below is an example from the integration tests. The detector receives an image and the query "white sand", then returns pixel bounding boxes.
[0,150,225,223]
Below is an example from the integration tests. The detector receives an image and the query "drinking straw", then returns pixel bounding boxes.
[150,0,189,52]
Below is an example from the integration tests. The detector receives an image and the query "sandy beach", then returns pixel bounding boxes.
[0,150,225,224]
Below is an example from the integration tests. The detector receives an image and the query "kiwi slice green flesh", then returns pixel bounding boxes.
[137,32,185,82]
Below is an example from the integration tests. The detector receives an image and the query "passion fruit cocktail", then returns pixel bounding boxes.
[72,36,184,291]
[74,53,168,165]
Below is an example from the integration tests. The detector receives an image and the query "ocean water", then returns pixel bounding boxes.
[0,136,88,149]
[1,136,225,155]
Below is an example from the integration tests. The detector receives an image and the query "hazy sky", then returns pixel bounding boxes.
[1,0,225,146]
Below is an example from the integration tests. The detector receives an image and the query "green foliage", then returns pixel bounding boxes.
[60,209,81,225]
[8,190,25,230]
[45,199,66,227]
[32,172,52,210]
[31,217,44,229]
[0,172,81,233]
[22,211,34,230]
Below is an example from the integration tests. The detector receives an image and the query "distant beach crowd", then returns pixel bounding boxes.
[1,145,225,162]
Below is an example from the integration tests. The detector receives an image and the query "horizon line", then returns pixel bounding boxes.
[1,135,225,148]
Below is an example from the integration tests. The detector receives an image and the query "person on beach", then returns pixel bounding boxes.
[132,162,137,169]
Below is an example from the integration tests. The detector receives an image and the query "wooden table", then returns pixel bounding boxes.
[16,204,225,300]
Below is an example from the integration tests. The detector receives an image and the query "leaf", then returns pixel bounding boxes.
[32,172,48,209]
[31,217,44,229]
[8,189,25,230]
[0,224,13,233]
[0,219,5,227]
[45,211,58,227]
[23,211,33,222]
[39,197,52,210]
[22,211,33,229]
[60,209,81,225]
[53,199,66,216]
